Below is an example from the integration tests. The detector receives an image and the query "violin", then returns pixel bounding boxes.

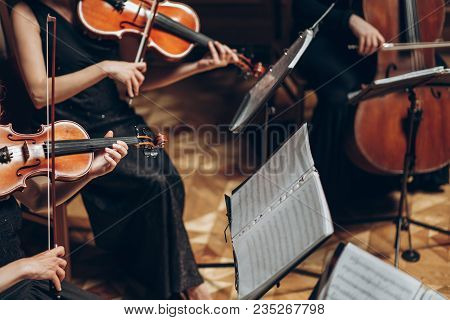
[0,120,166,198]
[77,0,265,78]
[347,0,449,174]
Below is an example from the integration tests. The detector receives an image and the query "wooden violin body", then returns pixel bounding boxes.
[77,0,265,77]
[0,120,165,198]
[348,0,449,174]
[78,0,200,60]
[0,121,92,197]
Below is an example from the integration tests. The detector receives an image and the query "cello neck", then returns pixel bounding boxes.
[154,12,213,47]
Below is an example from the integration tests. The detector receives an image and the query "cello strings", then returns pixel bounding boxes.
[406,0,417,71]
[413,0,426,69]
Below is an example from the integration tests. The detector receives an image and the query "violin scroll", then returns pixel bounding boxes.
[135,127,166,158]
[235,53,266,79]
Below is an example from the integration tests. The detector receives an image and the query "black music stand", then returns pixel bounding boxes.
[197,3,337,271]
[229,3,336,162]
[348,67,450,266]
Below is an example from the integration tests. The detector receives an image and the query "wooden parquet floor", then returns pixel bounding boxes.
[57,70,449,299]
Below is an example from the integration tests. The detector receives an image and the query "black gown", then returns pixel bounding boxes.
[0,197,96,300]
[292,0,447,212]
[292,0,377,211]
[26,1,202,299]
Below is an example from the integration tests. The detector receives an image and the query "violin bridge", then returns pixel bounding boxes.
[21,141,30,163]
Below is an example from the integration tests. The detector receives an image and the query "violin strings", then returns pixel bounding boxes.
[4,136,140,157]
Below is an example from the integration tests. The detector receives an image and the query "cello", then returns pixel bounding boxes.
[347,0,449,175]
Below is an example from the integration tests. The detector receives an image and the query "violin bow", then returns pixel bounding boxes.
[128,0,161,106]
[46,14,61,299]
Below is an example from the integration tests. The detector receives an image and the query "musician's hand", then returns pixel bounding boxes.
[89,131,128,178]
[349,14,385,55]
[197,41,239,71]
[100,61,147,98]
[17,247,67,292]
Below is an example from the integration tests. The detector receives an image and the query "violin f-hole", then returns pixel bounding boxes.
[7,134,36,144]
[120,20,146,30]
[16,159,41,177]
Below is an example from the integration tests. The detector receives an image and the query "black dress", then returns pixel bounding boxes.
[0,197,96,300]
[292,0,448,213]
[26,1,202,299]
[292,0,377,211]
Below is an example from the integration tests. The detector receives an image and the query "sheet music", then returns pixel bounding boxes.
[414,286,447,300]
[233,172,332,299]
[320,243,427,300]
[230,125,314,239]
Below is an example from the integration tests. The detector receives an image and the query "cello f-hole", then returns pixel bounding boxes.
[430,87,441,99]
[385,63,398,78]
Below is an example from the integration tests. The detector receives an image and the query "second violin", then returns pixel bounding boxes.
[77,0,265,78]
[0,120,166,198]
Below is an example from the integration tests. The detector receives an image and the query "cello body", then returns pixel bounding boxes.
[348,0,449,174]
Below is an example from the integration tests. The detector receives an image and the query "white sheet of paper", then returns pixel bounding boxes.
[321,243,424,300]
[230,125,314,239]
[229,125,332,299]
[233,172,332,299]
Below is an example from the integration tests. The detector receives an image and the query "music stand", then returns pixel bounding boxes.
[229,3,336,161]
[197,3,337,271]
[348,67,450,267]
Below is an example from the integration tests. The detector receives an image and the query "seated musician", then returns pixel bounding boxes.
[0,128,128,299]
[293,0,448,213]
[292,0,384,212]
[10,0,239,299]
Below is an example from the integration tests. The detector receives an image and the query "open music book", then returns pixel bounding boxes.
[225,124,334,299]
[313,243,446,300]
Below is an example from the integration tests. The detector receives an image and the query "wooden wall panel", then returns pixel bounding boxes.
[184,0,279,47]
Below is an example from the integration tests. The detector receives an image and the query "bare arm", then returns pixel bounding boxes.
[0,260,26,294]
[141,62,205,91]
[0,247,66,294]
[11,2,146,108]
[142,41,239,91]
[11,2,108,108]
[13,175,93,213]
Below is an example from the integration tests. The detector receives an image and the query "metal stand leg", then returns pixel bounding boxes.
[394,89,422,267]
[262,103,276,163]
[341,88,448,266]
[200,104,277,271]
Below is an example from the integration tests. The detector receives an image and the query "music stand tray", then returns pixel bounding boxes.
[347,66,450,266]
[347,66,449,104]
